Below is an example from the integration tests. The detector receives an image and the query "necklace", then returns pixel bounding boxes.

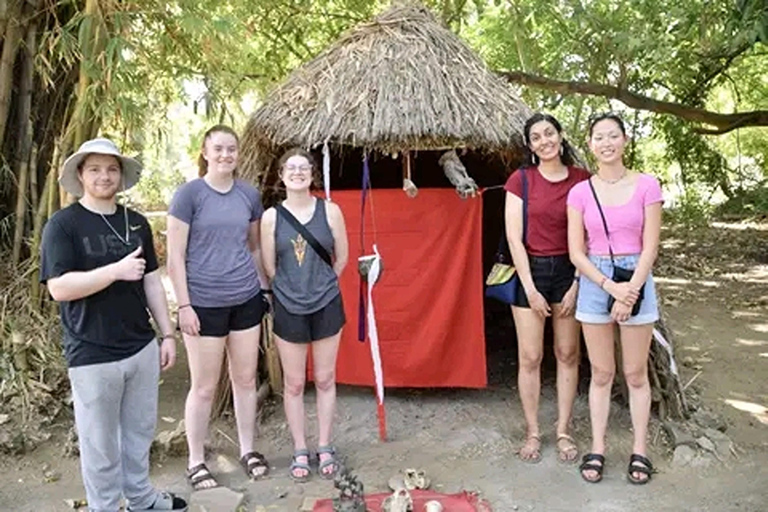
[99,206,131,245]
[596,170,627,185]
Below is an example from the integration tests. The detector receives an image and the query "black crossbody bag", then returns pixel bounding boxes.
[276,204,333,268]
[587,180,645,316]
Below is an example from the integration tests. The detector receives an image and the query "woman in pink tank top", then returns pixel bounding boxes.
[566,113,663,485]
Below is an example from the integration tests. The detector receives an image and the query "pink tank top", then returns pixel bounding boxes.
[567,173,663,255]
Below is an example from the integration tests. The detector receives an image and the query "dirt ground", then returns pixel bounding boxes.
[3,220,768,512]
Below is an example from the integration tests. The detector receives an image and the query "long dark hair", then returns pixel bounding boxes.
[198,125,239,177]
[522,113,577,167]
[588,112,627,137]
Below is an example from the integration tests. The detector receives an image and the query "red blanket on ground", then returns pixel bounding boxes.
[313,489,493,511]
[330,188,487,388]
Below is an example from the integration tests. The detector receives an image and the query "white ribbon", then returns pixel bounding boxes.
[366,244,384,405]
[652,328,679,377]
[323,141,331,201]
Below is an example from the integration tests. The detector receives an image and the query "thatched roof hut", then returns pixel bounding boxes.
[240,3,533,189]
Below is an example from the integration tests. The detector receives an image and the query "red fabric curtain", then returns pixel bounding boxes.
[330,188,487,388]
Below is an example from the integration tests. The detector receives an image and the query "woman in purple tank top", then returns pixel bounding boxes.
[167,126,271,490]
[261,148,349,482]
[567,113,663,485]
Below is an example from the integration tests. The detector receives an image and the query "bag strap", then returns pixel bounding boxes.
[587,179,615,264]
[276,203,333,268]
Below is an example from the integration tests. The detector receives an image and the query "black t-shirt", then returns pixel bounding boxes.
[40,202,159,367]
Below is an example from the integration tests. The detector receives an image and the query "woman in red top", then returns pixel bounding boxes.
[505,113,591,463]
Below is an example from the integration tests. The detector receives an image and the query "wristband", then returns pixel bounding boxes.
[178,304,191,310]
[161,334,175,341]
[261,289,273,295]
[573,275,580,283]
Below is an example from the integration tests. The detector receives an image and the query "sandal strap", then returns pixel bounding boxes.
[241,451,268,467]
[581,453,605,465]
[317,445,336,455]
[628,464,652,476]
[629,453,653,471]
[186,464,218,489]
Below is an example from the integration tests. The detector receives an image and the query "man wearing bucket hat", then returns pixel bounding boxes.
[40,138,187,511]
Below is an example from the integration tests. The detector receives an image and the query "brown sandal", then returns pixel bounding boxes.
[240,451,270,480]
[186,463,219,491]
[556,434,579,463]
[517,434,542,463]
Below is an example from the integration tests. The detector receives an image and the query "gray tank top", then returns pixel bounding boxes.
[273,199,340,314]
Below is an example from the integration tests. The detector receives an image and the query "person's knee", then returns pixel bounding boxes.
[554,344,579,366]
[283,374,306,397]
[189,379,218,403]
[624,365,649,389]
[229,368,257,392]
[313,369,336,393]
[518,348,543,372]
[590,365,615,387]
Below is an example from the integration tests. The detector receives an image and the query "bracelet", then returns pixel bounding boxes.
[261,289,273,295]
[573,275,580,283]
[178,304,191,310]
[599,277,608,289]
[161,334,175,340]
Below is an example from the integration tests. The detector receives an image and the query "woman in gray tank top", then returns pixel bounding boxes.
[260,148,349,482]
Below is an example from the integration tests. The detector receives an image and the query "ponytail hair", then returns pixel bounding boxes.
[522,113,577,167]
[198,125,239,177]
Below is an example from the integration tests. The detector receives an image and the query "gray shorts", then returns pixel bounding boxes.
[273,292,346,343]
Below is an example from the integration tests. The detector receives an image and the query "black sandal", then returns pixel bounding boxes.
[186,463,219,491]
[240,451,270,480]
[627,453,653,485]
[579,453,605,484]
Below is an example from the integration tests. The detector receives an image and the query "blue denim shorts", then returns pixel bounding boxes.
[576,254,659,325]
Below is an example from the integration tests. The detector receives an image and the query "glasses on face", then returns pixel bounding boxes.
[285,165,312,173]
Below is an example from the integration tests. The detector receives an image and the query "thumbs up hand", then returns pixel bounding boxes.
[112,245,146,281]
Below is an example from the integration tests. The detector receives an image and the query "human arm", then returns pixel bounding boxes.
[327,202,349,277]
[628,197,662,290]
[143,268,176,370]
[248,220,270,290]
[166,215,199,336]
[47,246,146,302]
[505,191,550,317]
[260,208,277,282]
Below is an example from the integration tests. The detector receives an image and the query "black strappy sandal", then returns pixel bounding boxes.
[186,463,219,491]
[579,453,605,484]
[627,453,654,485]
[240,451,270,480]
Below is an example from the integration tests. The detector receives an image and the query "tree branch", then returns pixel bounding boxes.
[499,70,768,135]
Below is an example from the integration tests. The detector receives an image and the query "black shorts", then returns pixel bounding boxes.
[273,293,346,344]
[513,254,576,308]
[192,292,265,337]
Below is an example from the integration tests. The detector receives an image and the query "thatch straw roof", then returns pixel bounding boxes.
[240,3,533,183]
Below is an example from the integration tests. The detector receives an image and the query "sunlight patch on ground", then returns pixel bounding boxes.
[735,338,768,347]
[654,276,692,285]
[732,310,763,319]
[724,399,768,426]
[760,353,768,358]
[749,323,768,334]
[711,221,768,231]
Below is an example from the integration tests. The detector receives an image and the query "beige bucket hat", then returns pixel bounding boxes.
[59,138,143,197]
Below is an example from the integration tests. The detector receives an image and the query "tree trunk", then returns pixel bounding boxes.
[0,0,22,145]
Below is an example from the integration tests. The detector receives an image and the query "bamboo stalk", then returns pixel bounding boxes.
[29,143,39,216]
[12,141,30,265]
[30,165,54,307]
[0,0,21,144]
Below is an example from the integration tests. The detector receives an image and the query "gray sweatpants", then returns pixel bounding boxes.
[69,340,160,512]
